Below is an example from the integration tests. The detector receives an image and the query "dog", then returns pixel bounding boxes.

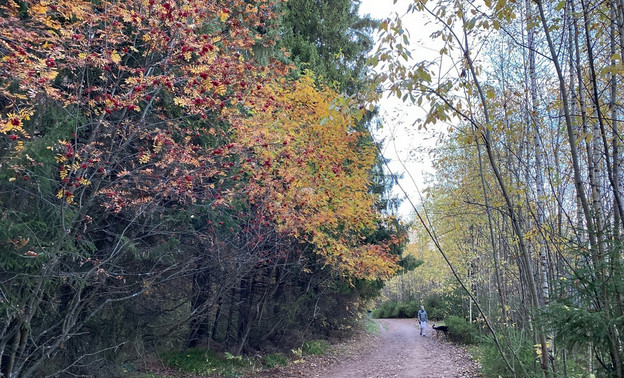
[432,323,448,339]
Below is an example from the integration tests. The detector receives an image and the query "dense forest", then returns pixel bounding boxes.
[0,0,410,376]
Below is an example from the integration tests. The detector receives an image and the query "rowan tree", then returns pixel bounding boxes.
[0,0,289,375]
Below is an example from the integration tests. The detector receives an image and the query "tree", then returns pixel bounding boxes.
[0,0,285,375]
[280,0,376,94]
[0,0,408,375]
[370,0,624,376]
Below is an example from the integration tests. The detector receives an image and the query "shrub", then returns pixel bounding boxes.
[263,353,289,368]
[303,340,330,355]
[445,316,478,344]
[424,294,449,320]
[372,300,397,318]
[373,295,460,320]
[404,300,420,318]
[160,348,251,376]
[475,328,535,377]
[372,300,419,319]
[394,301,407,318]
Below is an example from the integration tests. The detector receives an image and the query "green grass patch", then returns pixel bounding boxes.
[363,317,379,335]
[160,348,255,377]
[262,353,289,368]
[155,339,335,376]
[302,340,330,356]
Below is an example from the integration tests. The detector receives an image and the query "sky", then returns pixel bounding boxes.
[358,0,442,219]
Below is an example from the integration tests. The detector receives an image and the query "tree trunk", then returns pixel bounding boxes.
[461,14,550,373]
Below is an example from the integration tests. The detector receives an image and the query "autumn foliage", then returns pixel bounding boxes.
[239,75,399,279]
[0,0,397,274]
[0,0,402,375]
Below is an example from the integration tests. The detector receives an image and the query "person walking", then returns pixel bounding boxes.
[417,305,428,336]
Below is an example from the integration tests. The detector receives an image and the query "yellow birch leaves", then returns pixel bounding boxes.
[239,74,399,280]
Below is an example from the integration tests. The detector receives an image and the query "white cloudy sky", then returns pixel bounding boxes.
[358,0,443,219]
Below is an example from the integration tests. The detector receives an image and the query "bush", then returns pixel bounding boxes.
[263,353,289,368]
[445,316,478,344]
[424,294,449,320]
[372,300,419,319]
[303,340,330,355]
[404,300,420,318]
[372,295,459,320]
[475,328,535,377]
[371,300,396,318]
[160,348,252,376]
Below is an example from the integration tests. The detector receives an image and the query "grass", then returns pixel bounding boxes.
[159,348,257,377]
[262,353,289,368]
[141,313,378,377]
[152,341,328,377]
[363,317,380,335]
[302,339,330,355]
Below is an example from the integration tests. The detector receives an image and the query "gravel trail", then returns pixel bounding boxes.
[254,318,482,377]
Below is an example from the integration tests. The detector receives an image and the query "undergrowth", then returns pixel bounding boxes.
[363,317,379,334]
[155,339,330,376]
[143,312,380,376]
[160,348,255,376]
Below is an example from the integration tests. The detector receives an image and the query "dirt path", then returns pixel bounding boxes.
[254,318,482,377]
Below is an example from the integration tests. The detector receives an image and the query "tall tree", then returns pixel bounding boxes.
[370,0,624,375]
[280,0,376,94]
[0,0,405,375]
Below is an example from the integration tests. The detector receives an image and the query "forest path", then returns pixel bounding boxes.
[254,318,482,377]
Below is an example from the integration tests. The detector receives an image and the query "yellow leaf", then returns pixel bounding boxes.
[30,4,47,15]
[111,50,121,64]
[174,97,189,107]
[42,70,58,80]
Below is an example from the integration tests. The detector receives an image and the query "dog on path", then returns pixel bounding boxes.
[432,324,448,339]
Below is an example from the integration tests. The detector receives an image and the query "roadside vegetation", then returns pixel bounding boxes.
[4,0,623,376]
[0,1,409,377]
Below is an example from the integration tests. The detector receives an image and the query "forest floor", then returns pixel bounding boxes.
[251,318,482,377]
[138,318,482,377]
